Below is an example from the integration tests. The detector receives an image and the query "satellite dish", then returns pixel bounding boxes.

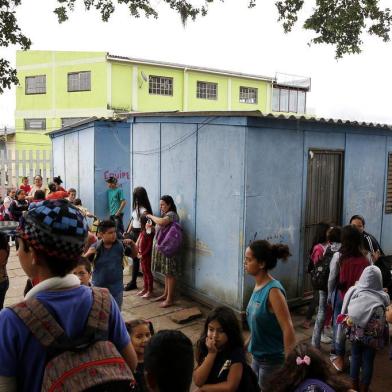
[141,71,148,82]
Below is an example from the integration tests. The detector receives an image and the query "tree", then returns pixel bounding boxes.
[1,0,392,93]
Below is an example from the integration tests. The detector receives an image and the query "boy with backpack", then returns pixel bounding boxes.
[84,219,137,310]
[0,199,137,392]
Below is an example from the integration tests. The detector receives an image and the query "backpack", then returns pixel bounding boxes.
[310,246,335,292]
[156,221,183,258]
[10,287,135,392]
[345,305,389,350]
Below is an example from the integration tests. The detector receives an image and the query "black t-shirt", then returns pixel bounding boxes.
[205,347,246,390]
[134,362,147,392]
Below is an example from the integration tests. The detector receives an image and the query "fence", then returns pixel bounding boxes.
[0,149,52,196]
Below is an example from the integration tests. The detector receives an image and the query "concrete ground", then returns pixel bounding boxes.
[4,250,392,391]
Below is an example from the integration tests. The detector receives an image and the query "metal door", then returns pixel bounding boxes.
[303,150,344,296]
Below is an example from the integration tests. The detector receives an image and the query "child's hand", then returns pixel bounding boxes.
[205,337,218,354]
[137,252,142,259]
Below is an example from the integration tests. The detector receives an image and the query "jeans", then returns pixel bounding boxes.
[350,341,376,386]
[110,214,124,238]
[0,279,9,310]
[311,290,327,348]
[112,290,123,310]
[332,290,345,356]
[305,289,319,320]
[251,357,282,391]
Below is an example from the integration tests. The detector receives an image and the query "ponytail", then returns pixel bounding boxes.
[249,240,291,271]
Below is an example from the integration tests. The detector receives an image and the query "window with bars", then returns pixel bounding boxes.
[24,119,46,130]
[67,71,91,92]
[25,75,46,94]
[148,76,173,96]
[272,87,306,114]
[197,81,218,100]
[386,153,392,213]
[239,86,258,104]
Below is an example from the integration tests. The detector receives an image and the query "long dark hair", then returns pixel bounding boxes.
[339,225,366,263]
[249,240,291,271]
[132,187,152,217]
[195,306,243,365]
[264,343,352,392]
[160,195,177,213]
[309,222,330,255]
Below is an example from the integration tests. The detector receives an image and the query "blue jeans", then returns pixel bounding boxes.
[311,290,327,348]
[332,291,345,355]
[350,341,376,386]
[251,357,282,391]
[0,279,9,310]
[112,290,123,310]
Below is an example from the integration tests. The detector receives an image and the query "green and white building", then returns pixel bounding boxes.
[15,50,310,149]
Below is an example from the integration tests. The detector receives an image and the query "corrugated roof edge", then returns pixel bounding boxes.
[47,116,126,136]
[107,54,274,82]
[48,111,392,136]
[125,110,392,130]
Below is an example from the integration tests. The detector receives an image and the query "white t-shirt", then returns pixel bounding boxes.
[131,207,147,229]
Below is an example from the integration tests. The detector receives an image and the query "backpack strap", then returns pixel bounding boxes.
[86,287,111,334]
[9,298,65,348]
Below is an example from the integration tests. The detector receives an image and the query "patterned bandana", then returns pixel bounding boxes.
[18,199,89,260]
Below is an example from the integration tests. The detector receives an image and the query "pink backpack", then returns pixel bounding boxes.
[10,287,135,392]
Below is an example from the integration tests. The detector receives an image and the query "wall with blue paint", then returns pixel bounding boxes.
[94,123,131,222]
[51,115,392,311]
[244,126,303,305]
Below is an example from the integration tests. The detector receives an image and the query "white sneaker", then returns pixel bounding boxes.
[321,333,332,344]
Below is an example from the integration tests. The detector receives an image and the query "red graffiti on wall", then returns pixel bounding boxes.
[104,170,130,181]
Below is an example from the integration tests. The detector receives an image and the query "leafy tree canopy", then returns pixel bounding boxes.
[1,0,391,93]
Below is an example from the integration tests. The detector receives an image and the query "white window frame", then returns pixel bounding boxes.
[24,119,46,130]
[272,86,306,114]
[239,86,258,104]
[148,75,173,96]
[67,71,91,92]
[197,81,218,100]
[25,75,46,95]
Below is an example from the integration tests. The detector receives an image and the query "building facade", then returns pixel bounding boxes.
[50,113,392,311]
[16,50,310,149]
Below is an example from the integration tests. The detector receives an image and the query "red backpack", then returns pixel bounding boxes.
[10,287,135,392]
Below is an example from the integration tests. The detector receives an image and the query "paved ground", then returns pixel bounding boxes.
[4,249,392,391]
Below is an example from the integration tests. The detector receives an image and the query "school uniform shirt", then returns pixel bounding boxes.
[205,347,247,390]
[0,285,130,392]
[107,188,125,216]
[28,185,48,197]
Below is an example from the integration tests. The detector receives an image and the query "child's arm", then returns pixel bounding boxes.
[195,363,243,392]
[193,337,218,387]
[121,341,138,372]
[82,246,96,259]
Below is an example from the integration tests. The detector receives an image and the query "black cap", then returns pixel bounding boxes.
[106,176,117,184]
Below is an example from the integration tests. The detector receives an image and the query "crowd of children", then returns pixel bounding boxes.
[0,175,392,391]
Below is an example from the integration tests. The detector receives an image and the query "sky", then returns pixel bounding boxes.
[1,0,392,128]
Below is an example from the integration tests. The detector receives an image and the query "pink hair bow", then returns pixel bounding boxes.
[296,355,311,366]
